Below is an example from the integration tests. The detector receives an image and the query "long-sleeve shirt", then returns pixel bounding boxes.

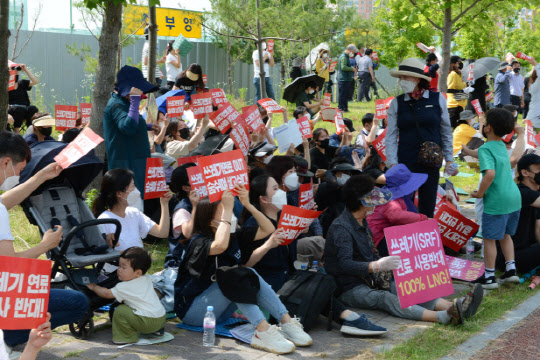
[447,71,467,108]
[526,64,540,127]
[337,53,354,82]
[509,73,525,97]
[315,58,330,82]
[494,70,512,106]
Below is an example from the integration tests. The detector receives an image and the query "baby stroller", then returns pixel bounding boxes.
[19,140,122,339]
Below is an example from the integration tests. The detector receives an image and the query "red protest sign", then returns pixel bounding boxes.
[80,103,92,126]
[334,110,346,135]
[209,102,240,134]
[176,155,202,167]
[0,256,51,330]
[267,40,275,53]
[516,51,533,61]
[54,128,103,169]
[191,93,213,119]
[202,75,208,84]
[297,115,312,139]
[199,149,249,202]
[257,98,283,113]
[375,99,387,119]
[372,51,379,61]
[445,255,485,282]
[242,105,264,133]
[467,64,474,81]
[372,128,387,162]
[506,52,515,64]
[55,105,78,131]
[329,61,338,73]
[471,99,483,116]
[435,204,479,252]
[385,219,454,308]
[323,93,331,107]
[321,107,337,122]
[416,43,430,53]
[277,205,323,245]
[144,157,167,200]
[502,130,515,143]
[210,88,228,106]
[187,165,208,199]
[384,97,394,109]
[230,121,251,157]
[8,70,17,91]
[167,96,186,118]
[298,183,315,210]
[485,91,494,102]
[525,120,538,147]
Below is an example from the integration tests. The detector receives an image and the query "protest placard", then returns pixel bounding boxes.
[384,97,394,109]
[202,75,208,84]
[445,255,484,282]
[502,130,515,143]
[209,102,240,134]
[375,99,387,119]
[525,120,538,147]
[55,105,78,131]
[176,155,202,167]
[166,96,186,118]
[321,107,337,122]
[8,70,17,91]
[230,120,251,157]
[516,51,533,61]
[385,219,454,308]
[372,51,379,61]
[334,110,346,135]
[267,40,275,53]
[257,98,283,113]
[471,99,484,116]
[298,183,315,210]
[145,93,158,124]
[241,105,265,133]
[54,128,104,169]
[435,203,479,252]
[505,52,515,63]
[329,61,338,73]
[0,256,51,330]
[210,88,228,106]
[372,128,387,162]
[274,120,303,153]
[297,115,312,139]
[467,64,474,81]
[277,205,323,245]
[416,42,431,53]
[414,186,456,214]
[191,93,213,119]
[323,93,331,107]
[199,149,249,202]
[80,103,92,126]
[144,157,167,200]
[187,165,208,199]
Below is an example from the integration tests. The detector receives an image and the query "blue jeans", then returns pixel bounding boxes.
[3,289,89,347]
[182,270,288,327]
[254,77,276,102]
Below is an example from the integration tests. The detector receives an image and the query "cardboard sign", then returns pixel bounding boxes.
[210,88,228,106]
[372,128,387,162]
[199,149,249,202]
[297,115,312,139]
[54,128,103,169]
[80,103,92,126]
[267,40,275,53]
[505,52,515,64]
[471,99,483,116]
[8,70,17,91]
[209,102,239,134]
[328,61,338,73]
[385,219,454,308]
[435,204,479,252]
[445,255,485,282]
[467,64,474,81]
[202,75,208,84]
[277,205,323,245]
[144,157,167,200]
[191,93,213,119]
[55,105,78,131]
[298,183,315,210]
[416,42,430,53]
[166,96,186,118]
[525,120,538,147]
[257,98,283,113]
[516,51,533,61]
[242,105,265,133]
[176,155,202,167]
[274,120,303,153]
[334,110,346,135]
[502,130,515,143]
[384,97,394,109]
[321,107,337,122]
[186,165,208,199]
[0,256,51,330]
[485,91,494,102]
[323,93,331,107]
[375,99,387,119]
[230,120,251,157]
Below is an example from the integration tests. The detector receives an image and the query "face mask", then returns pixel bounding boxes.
[458,62,464,70]
[271,189,288,210]
[262,155,273,164]
[308,89,315,94]
[179,128,190,140]
[230,214,238,234]
[284,173,299,191]
[123,188,141,207]
[318,138,330,149]
[366,209,374,216]
[262,43,267,50]
[0,162,19,191]
[336,174,350,186]
[514,68,520,73]
[532,172,540,185]
[399,79,416,94]
[323,53,328,58]
[39,127,53,137]
[349,53,354,58]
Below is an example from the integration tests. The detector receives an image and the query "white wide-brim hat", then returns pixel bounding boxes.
[390,58,431,82]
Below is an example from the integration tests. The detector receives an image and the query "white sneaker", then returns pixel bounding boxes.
[279,317,313,346]
[250,325,295,354]
[5,344,22,360]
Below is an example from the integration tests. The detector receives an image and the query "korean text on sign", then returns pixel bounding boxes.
[55,105,78,131]
[384,219,454,308]
[80,103,92,126]
[525,120,538,147]
[209,102,240,134]
[187,165,208,199]
[199,149,249,202]
[54,128,104,169]
[323,93,331,107]
[0,256,51,330]
[445,255,484,282]
[277,205,323,246]
[298,183,315,210]
[329,61,338,73]
[372,128,387,162]
[144,157,167,200]
[257,98,283,113]
[167,96,186,118]
[242,105,265,133]
[375,99,387,119]
[230,121,251,157]
[471,99,483,116]
[297,115,312,139]
[124,5,202,39]
[191,93,213,120]
[435,204,479,252]
[334,110,346,135]
[8,70,17,91]
[211,88,228,106]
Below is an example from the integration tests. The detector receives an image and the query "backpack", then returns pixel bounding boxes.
[277,270,337,332]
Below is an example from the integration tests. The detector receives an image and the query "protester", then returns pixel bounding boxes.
[522,56,540,130]
[248,142,277,179]
[173,64,204,95]
[23,114,55,146]
[453,110,483,156]
[509,60,525,113]
[315,49,330,92]
[355,113,378,154]
[466,75,489,114]
[7,61,39,133]
[424,52,440,92]
[494,62,512,108]
[470,108,521,289]
[165,41,182,89]
[1,313,52,360]
[310,128,349,180]
[386,58,454,217]
[523,74,532,119]
[362,146,386,185]
[294,81,323,117]
[356,49,375,102]
[290,57,303,81]
[165,117,209,159]
[337,44,357,112]
[252,42,276,101]
[142,27,165,86]
[447,56,468,128]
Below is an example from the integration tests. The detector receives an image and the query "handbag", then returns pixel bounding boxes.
[213,258,260,304]
[409,102,444,169]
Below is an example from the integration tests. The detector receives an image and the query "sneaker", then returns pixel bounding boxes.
[5,345,22,360]
[500,269,520,284]
[340,314,387,336]
[462,283,484,319]
[448,298,464,325]
[471,273,499,290]
[279,317,312,346]
[251,325,295,354]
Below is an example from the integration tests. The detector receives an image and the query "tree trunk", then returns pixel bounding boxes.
[438,5,452,93]
[117,31,122,73]
[227,30,233,95]
[0,0,10,131]
[256,0,267,99]
[148,5,157,84]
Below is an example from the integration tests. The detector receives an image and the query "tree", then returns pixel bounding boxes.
[10,1,42,61]
[0,0,9,131]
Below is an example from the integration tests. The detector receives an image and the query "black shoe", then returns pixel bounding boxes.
[462,283,483,319]
[500,269,520,284]
[471,273,498,290]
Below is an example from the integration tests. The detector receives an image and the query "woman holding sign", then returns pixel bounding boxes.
[520,56,540,129]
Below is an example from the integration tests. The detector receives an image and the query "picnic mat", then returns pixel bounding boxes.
[177,317,246,338]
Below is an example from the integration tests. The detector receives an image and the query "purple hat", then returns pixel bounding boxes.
[385,164,428,199]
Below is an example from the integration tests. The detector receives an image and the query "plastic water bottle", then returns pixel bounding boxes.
[300,264,307,271]
[466,239,475,261]
[309,261,319,272]
[203,306,215,347]
[444,162,459,177]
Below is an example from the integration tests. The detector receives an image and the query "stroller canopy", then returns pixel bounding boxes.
[20,140,104,195]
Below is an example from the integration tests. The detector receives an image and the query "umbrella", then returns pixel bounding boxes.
[155,89,190,115]
[282,74,326,103]
[304,42,330,70]
[464,57,500,82]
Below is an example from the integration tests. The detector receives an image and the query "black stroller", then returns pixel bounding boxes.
[19,140,122,339]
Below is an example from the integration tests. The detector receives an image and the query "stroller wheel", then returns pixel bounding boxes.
[69,316,94,339]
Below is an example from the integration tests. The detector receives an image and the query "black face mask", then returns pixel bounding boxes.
[39,127,52,137]
[514,68,521,74]
[533,172,540,185]
[482,127,487,139]
[458,62,464,70]
[179,128,191,140]
[318,138,330,149]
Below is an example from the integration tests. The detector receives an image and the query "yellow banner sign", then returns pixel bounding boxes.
[124,5,202,39]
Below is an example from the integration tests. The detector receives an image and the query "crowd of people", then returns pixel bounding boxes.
[2,35,540,359]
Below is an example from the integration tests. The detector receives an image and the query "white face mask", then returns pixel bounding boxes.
[366,209,374,216]
[323,53,328,58]
[270,189,288,210]
[336,174,350,186]
[308,89,315,94]
[123,188,141,207]
[0,162,19,191]
[262,43,267,50]
[230,214,238,234]
[399,79,417,94]
[284,173,299,191]
[263,155,273,164]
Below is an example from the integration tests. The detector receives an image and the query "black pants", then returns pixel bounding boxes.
[406,163,440,218]
[357,72,371,102]
[8,104,39,129]
[524,101,530,118]
[167,80,175,90]
[338,80,352,112]
[447,106,463,129]
[510,95,522,113]
[496,243,540,274]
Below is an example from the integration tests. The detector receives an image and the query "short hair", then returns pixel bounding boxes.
[342,174,375,212]
[0,131,31,165]
[362,113,374,127]
[294,106,308,119]
[313,128,329,141]
[365,48,373,56]
[511,60,520,66]
[62,128,81,143]
[305,81,317,90]
[426,53,438,64]
[485,108,515,137]
[120,247,152,275]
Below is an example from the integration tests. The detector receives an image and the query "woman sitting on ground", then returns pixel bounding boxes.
[165,117,209,159]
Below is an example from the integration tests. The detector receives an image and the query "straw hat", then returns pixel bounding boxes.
[390,58,431,82]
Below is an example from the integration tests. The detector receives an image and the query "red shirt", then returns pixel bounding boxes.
[424,65,439,91]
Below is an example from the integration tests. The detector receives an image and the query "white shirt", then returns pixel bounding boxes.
[111,275,166,318]
[166,140,190,159]
[142,42,161,79]
[165,53,182,82]
[355,128,370,148]
[509,72,524,97]
[0,198,14,241]
[252,50,272,78]
[527,64,540,127]
[0,330,9,360]
[98,207,155,252]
